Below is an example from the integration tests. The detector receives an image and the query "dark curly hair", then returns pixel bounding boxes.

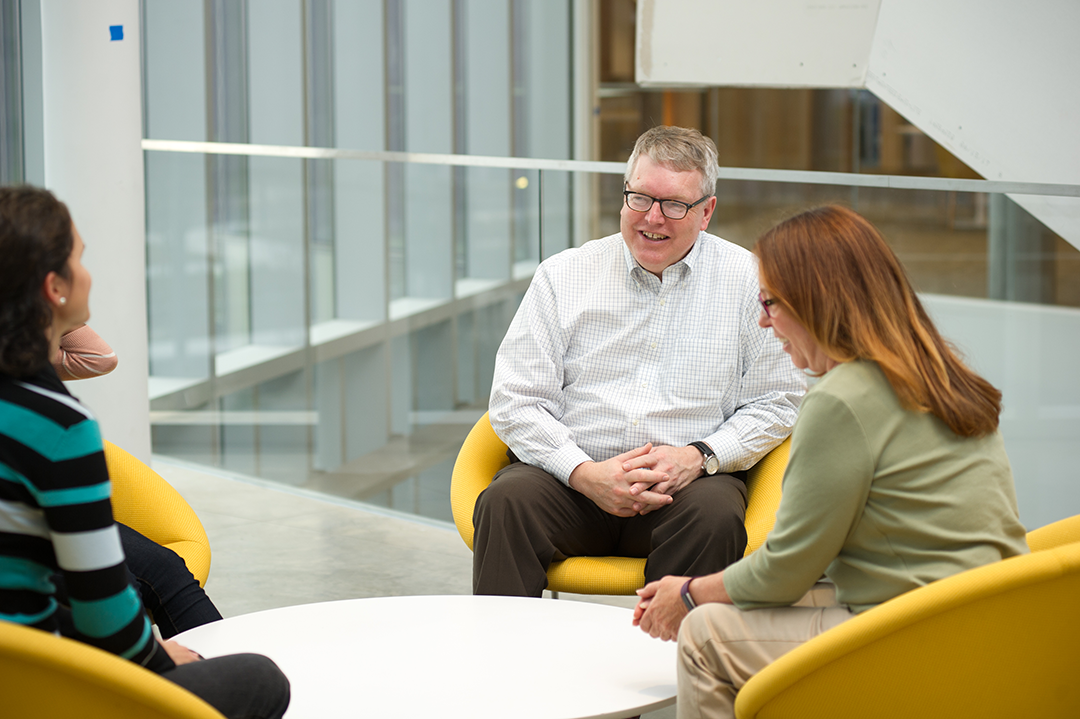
[0,186,75,377]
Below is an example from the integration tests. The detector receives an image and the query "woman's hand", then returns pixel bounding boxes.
[633,571,733,642]
[162,639,204,665]
[633,575,689,641]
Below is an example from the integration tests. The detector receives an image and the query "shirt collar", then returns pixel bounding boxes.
[621,232,704,283]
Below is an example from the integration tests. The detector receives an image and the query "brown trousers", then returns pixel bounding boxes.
[472,460,749,596]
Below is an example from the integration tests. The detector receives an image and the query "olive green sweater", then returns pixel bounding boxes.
[724,360,1029,613]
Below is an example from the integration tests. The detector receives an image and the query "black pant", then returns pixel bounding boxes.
[52,524,222,639]
[472,461,748,596]
[163,653,290,719]
[118,523,223,638]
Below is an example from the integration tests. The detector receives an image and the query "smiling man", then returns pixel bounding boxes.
[473,126,806,597]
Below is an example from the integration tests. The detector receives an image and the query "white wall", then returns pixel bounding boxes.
[865,0,1080,249]
[635,0,880,88]
[42,0,151,460]
[636,0,1080,249]
[924,296,1080,530]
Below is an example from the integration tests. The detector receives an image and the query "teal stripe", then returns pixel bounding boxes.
[0,461,32,487]
[50,419,104,461]
[0,399,102,462]
[69,585,143,639]
[0,400,68,457]
[0,459,110,507]
[119,617,154,660]
[36,481,111,508]
[0,557,57,593]
[0,598,58,625]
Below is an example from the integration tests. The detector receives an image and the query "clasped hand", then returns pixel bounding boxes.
[632,575,689,642]
[568,443,702,517]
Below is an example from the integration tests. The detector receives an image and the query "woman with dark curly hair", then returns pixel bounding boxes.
[0,186,289,719]
[633,205,1028,719]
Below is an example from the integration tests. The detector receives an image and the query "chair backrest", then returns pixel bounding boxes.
[735,541,1080,719]
[743,436,790,557]
[450,412,511,551]
[0,619,225,719]
[103,441,212,587]
[1026,512,1080,552]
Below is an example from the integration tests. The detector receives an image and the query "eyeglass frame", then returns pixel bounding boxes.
[759,292,778,317]
[622,187,712,221]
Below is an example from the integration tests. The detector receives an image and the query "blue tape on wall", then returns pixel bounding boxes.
[109,25,123,41]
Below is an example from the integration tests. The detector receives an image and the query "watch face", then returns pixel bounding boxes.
[704,455,720,475]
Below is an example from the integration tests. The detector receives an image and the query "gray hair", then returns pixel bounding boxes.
[624,126,719,198]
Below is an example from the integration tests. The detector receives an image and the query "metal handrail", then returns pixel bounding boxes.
[142,139,1080,198]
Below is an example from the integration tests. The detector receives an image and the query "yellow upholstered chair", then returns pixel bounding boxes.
[450,412,791,595]
[0,618,225,719]
[1026,512,1080,552]
[104,440,212,587]
[734,531,1080,719]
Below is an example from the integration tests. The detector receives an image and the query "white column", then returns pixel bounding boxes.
[41,0,151,460]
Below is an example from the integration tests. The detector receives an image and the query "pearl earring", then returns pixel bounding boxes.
[59,297,67,305]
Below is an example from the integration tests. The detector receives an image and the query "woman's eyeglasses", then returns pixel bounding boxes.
[759,293,778,317]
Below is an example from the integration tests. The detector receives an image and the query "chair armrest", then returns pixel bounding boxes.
[450,413,511,550]
[743,437,790,556]
[1026,513,1080,552]
[735,543,1080,719]
[103,441,212,587]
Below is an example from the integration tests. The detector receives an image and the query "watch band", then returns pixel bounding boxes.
[681,577,697,612]
[688,441,719,476]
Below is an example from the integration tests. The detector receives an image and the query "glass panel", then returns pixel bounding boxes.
[328,157,386,328]
[145,150,212,393]
[512,168,541,276]
[146,149,536,524]
[540,169,573,260]
[0,0,24,184]
[134,0,1077,533]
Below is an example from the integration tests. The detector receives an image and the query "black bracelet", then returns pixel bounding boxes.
[681,577,697,612]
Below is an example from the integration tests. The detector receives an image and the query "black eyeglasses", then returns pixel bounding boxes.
[623,189,710,220]
[759,293,778,317]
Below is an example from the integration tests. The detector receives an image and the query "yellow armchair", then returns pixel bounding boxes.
[103,441,212,587]
[1025,512,1080,552]
[0,619,224,719]
[450,412,791,595]
[734,526,1080,719]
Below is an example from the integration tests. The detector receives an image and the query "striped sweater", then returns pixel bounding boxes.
[0,366,172,672]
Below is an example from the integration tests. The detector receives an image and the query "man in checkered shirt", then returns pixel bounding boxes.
[473,126,806,597]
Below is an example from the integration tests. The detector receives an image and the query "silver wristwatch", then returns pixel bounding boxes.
[689,441,720,476]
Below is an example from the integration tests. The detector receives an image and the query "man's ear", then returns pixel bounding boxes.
[699,195,718,230]
[41,270,70,309]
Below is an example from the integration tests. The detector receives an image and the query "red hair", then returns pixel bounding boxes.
[755,205,1001,437]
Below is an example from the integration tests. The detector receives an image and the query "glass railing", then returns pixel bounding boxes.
[143,140,1080,529]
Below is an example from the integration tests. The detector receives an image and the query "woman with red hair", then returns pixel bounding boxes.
[633,205,1028,719]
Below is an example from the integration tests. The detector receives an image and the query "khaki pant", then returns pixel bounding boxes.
[677,583,854,719]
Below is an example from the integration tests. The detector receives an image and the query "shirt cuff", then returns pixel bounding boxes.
[702,429,753,473]
[547,443,594,485]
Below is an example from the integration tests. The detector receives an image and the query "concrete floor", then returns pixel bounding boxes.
[154,454,675,719]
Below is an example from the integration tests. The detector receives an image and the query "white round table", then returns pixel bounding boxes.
[175,595,677,719]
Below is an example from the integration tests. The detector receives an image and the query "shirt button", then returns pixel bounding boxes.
[632,420,639,426]
[659,299,666,306]
[650,342,657,349]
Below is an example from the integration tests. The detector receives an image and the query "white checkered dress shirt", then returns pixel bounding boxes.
[490,232,807,484]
